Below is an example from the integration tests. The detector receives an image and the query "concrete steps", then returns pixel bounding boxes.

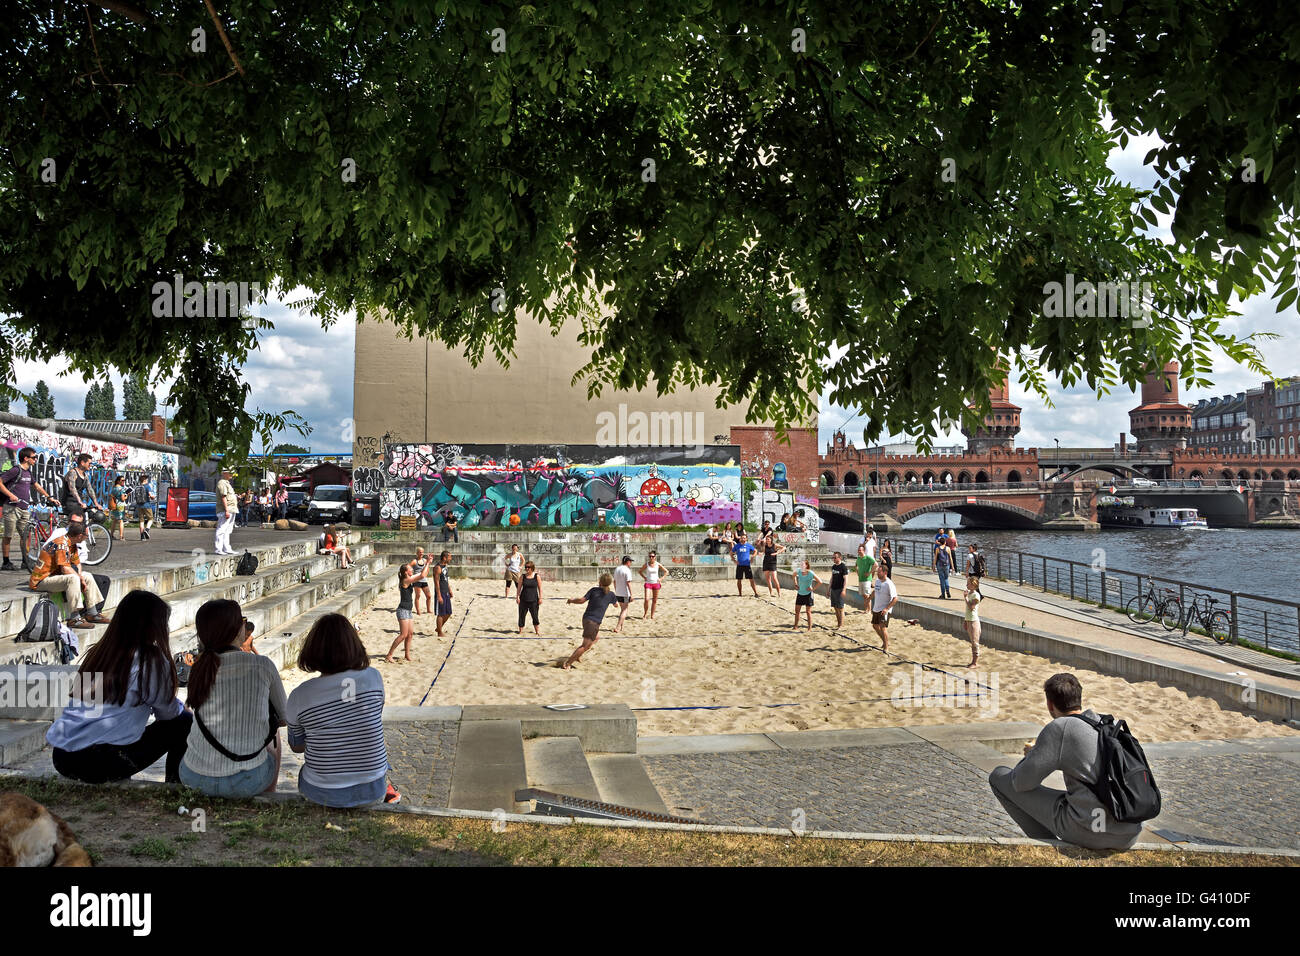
[0,719,50,765]
[449,719,529,812]
[523,737,602,802]
[587,753,672,815]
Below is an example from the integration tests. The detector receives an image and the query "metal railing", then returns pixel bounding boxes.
[889,536,1300,656]
[819,478,1297,496]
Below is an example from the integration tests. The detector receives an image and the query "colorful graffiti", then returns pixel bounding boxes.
[375,443,741,528]
[0,420,178,505]
[748,487,822,543]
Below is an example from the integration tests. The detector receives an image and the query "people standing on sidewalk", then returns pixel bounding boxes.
[1,446,55,571]
[871,562,899,651]
[214,469,238,555]
[517,560,543,635]
[135,473,156,540]
[932,536,954,599]
[275,486,289,521]
[963,575,983,668]
[108,476,129,541]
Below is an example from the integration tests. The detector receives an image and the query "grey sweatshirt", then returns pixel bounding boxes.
[1009,709,1143,837]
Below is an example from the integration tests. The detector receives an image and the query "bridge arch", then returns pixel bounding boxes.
[897,498,1042,529]
[821,470,837,487]
[1271,469,1285,480]
[974,471,989,484]
[843,471,859,489]
[957,470,973,483]
[1006,469,1022,483]
[1055,462,1146,481]
[1290,470,1300,480]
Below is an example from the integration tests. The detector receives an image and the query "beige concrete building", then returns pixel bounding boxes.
[352,313,763,457]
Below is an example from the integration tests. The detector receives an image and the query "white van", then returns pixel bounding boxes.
[307,484,351,524]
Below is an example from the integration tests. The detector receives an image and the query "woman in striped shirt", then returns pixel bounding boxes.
[179,599,287,798]
[287,613,400,806]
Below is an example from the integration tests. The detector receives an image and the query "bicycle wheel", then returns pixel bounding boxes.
[1159,599,1183,631]
[1208,611,1232,645]
[81,523,112,566]
[24,522,42,564]
[1126,593,1157,624]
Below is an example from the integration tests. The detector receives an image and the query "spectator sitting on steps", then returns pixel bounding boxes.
[988,673,1143,851]
[28,518,110,630]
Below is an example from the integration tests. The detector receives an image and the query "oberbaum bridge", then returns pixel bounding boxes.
[818,362,1300,532]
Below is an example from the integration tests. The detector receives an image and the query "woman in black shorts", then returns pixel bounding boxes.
[761,534,785,596]
[410,547,432,615]
[516,560,542,635]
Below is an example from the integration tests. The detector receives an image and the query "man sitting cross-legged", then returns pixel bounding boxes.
[28,518,109,630]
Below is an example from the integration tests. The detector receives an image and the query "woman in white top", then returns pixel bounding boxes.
[504,544,523,596]
[963,574,982,668]
[639,550,663,620]
[180,599,287,798]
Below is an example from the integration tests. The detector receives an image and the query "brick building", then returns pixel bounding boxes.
[1191,376,1300,457]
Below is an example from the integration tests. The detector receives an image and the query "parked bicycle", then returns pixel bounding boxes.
[1124,583,1180,626]
[23,503,113,567]
[1161,591,1233,643]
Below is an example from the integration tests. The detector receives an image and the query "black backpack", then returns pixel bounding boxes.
[973,552,988,577]
[1072,712,1162,823]
[235,550,258,576]
[174,650,196,687]
[16,598,60,643]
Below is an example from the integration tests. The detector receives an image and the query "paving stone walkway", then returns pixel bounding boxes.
[385,720,459,808]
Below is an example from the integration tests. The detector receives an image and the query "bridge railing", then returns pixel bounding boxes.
[820,481,1037,495]
[820,478,1296,496]
[889,536,1300,657]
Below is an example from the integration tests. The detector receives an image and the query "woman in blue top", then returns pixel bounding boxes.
[792,559,822,631]
[562,572,619,669]
[47,590,192,783]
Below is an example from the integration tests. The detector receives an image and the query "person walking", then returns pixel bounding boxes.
[871,562,899,651]
[1,446,55,571]
[504,544,523,596]
[517,560,543,635]
[385,561,423,663]
[792,559,821,631]
[432,550,454,637]
[108,476,129,541]
[612,555,635,631]
[932,534,954,599]
[963,574,983,668]
[562,572,619,669]
[135,473,156,540]
[731,532,759,597]
[639,550,663,620]
[214,468,238,555]
[760,533,785,596]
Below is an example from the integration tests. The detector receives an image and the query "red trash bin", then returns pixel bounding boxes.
[166,487,190,524]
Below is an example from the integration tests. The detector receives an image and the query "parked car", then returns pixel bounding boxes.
[307,484,351,524]
[185,491,217,521]
[1129,477,1159,487]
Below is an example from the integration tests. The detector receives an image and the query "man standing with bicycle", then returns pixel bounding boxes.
[1,446,57,572]
[61,453,101,522]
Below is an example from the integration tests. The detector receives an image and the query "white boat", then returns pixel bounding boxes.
[1099,504,1209,529]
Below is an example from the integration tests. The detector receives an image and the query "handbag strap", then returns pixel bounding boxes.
[193,709,277,763]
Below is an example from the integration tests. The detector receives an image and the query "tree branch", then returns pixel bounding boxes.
[88,0,147,23]
[202,0,245,77]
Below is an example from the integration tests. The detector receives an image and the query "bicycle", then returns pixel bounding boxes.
[1124,583,1180,625]
[1161,590,1232,643]
[24,502,113,567]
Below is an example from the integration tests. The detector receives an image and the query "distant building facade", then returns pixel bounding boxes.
[1190,376,1300,457]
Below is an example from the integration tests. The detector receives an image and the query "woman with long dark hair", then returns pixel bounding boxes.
[179,599,287,798]
[46,590,192,783]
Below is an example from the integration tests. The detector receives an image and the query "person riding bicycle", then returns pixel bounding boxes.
[1,446,58,572]
[60,453,101,522]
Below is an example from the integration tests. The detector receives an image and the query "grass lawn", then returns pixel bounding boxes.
[4,775,1292,867]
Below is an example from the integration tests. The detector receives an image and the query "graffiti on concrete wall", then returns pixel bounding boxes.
[352,466,383,496]
[0,420,178,505]
[377,443,741,529]
[747,488,822,543]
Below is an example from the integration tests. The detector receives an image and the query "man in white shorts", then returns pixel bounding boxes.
[612,555,635,632]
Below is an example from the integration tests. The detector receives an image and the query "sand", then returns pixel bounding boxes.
[278,576,1300,743]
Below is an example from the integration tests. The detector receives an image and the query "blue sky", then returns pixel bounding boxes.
[9,135,1297,452]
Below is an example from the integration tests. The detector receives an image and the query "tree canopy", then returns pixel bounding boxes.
[82,379,115,419]
[2,1,1296,458]
[121,371,157,420]
[26,380,54,419]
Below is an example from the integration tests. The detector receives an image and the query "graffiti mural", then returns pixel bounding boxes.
[352,466,383,496]
[377,443,741,529]
[0,419,178,505]
[748,488,822,543]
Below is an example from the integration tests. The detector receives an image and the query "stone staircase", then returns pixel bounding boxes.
[0,530,400,766]
[363,529,831,582]
[445,704,670,817]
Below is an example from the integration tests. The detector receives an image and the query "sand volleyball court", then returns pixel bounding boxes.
[281,578,1300,742]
